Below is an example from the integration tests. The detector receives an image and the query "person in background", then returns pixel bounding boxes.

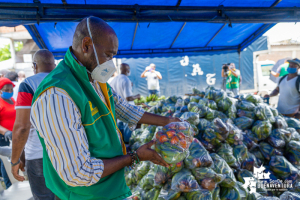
[265,58,300,118]
[0,77,16,189]
[270,60,289,78]
[110,63,141,143]
[11,50,56,200]
[107,70,118,84]
[141,63,162,96]
[222,63,240,96]
[0,70,9,78]
[18,71,26,82]
[5,71,19,101]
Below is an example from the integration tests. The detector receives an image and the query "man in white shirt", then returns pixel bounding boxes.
[109,63,140,105]
[266,58,300,118]
[141,63,162,96]
[110,63,141,143]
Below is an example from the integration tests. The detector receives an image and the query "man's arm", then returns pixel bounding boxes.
[271,71,280,77]
[230,69,239,77]
[154,71,162,80]
[221,69,225,78]
[126,94,140,102]
[265,86,280,98]
[123,79,140,102]
[141,70,148,78]
[11,109,31,181]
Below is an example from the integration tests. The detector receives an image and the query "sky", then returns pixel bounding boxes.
[263,22,300,43]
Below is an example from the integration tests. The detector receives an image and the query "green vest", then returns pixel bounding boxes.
[226,70,240,89]
[279,63,289,77]
[32,49,130,200]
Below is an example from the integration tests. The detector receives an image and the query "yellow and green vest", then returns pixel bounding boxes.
[32,49,130,200]
[226,70,240,89]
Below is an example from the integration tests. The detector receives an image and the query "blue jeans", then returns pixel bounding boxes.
[26,158,55,200]
[117,122,132,143]
[227,88,239,96]
[148,90,160,96]
[0,159,11,189]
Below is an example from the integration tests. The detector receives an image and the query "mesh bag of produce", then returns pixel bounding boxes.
[202,127,221,147]
[226,124,243,146]
[184,138,213,169]
[191,167,225,191]
[206,100,218,110]
[244,94,263,104]
[251,120,272,141]
[190,96,201,103]
[241,153,259,172]
[198,98,209,106]
[152,164,170,188]
[197,118,211,132]
[155,122,193,164]
[259,142,284,160]
[270,107,279,117]
[171,168,200,192]
[237,109,256,119]
[173,111,183,118]
[210,153,237,188]
[131,142,142,151]
[216,143,239,169]
[135,161,152,181]
[180,112,200,126]
[288,128,300,141]
[234,116,254,130]
[237,100,256,111]
[226,105,237,120]
[285,117,300,133]
[192,88,201,95]
[217,97,233,112]
[214,90,227,103]
[143,188,161,200]
[205,108,216,120]
[220,185,240,200]
[175,99,185,108]
[211,118,229,135]
[180,106,188,113]
[233,143,249,166]
[215,110,228,120]
[270,156,300,179]
[280,191,300,200]
[249,146,265,166]
[168,161,184,176]
[184,97,190,106]
[198,138,215,152]
[184,189,212,200]
[236,169,254,184]
[129,129,143,145]
[157,179,181,200]
[205,89,215,100]
[271,129,292,143]
[197,104,208,118]
[242,132,258,150]
[273,116,288,129]
[187,102,198,112]
[138,125,157,143]
[254,103,275,123]
[212,185,221,200]
[125,170,139,186]
[286,140,300,168]
[266,136,286,149]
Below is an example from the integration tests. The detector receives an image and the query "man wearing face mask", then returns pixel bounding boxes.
[11,49,56,200]
[0,77,16,189]
[266,58,300,118]
[29,17,180,200]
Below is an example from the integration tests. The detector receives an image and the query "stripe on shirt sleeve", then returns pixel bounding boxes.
[16,82,34,107]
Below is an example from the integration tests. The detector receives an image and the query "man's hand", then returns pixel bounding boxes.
[264,95,270,98]
[136,94,141,100]
[136,140,170,167]
[12,161,25,182]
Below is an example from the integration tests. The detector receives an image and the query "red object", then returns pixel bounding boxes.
[179,140,187,149]
[159,135,168,143]
[166,130,176,138]
[171,136,179,144]
[177,132,186,140]
[0,78,15,90]
[0,98,16,131]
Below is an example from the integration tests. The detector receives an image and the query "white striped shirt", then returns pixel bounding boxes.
[30,84,144,187]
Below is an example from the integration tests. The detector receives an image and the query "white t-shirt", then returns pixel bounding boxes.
[109,74,134,105]
[277,76,300,114]
[145,71,161,90]
[12,81,19,101]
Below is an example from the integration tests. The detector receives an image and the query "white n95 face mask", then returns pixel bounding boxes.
[86,17,116,83]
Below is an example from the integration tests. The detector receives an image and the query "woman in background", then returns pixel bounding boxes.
[0,77,16,189]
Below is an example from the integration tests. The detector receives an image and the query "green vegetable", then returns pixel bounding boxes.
[233,144,249,165]
[220,185,240,200]
[237,100,256,111]
[171,169,200,192]
[234,116,254,130]
[286,140,300,168]
[259,142,283,160]
[226,105,237,120]
[190,96,201,103]
[237,109,256,119]
[251,120,272,141]
[139,169,156,190]
[254,103,275,123]
[180,112,200,126]
[217,143,239,169]
[206,100,218,110]
[192,167,224,184]
[185,190,212,200]
[197,118,211,132]
[143,188,161,200]
[270,156,299,179]
[245,94,263,104]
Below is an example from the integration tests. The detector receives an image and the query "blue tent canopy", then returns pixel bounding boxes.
[0,0,299,57]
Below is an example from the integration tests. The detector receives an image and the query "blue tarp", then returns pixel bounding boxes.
[125,36,268,96]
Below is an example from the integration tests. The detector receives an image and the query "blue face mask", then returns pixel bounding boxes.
[287,67,298,74]
[1,91,13,99]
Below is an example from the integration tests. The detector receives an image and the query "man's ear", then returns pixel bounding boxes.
[82,37,93,53]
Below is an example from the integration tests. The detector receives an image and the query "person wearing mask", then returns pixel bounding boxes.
[18,71,26,82]
[222,63,240,96]
[265,58,300,118]
[11,50,56,200]
[110,63,141,142]
[141,63,162,96]
[0,77,16,189]
[27,17,180,200]
[270,60,289,78]
[5,71,19,101]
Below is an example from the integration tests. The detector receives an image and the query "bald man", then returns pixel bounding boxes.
[11,49,56,200]
[27,17,180,200]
